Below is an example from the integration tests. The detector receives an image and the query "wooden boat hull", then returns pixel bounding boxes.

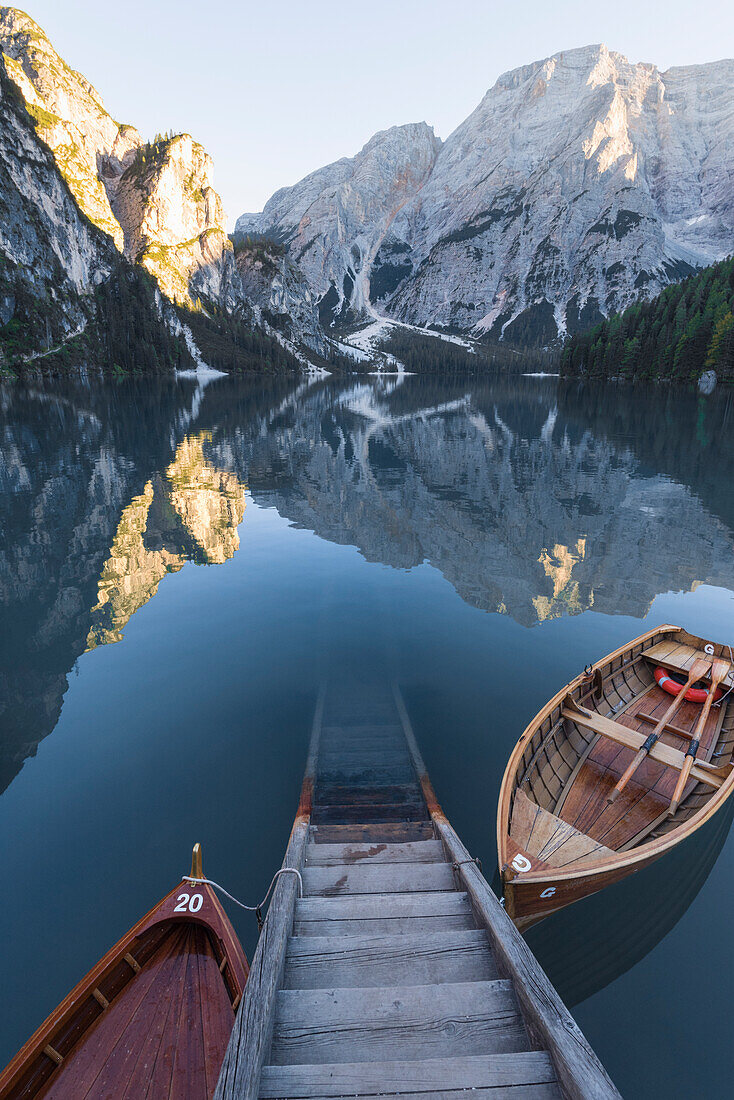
[0,860,248,1100]
[497,625,734,930]
[525,790,734,1007]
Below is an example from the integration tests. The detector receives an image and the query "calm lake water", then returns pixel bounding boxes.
[1,369,733,1097]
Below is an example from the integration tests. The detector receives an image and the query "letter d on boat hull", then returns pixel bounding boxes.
[511,854,532,873]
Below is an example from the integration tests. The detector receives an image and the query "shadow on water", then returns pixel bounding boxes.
[522,793,734,1007]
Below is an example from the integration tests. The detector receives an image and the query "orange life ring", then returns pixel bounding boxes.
[654,666,723,704]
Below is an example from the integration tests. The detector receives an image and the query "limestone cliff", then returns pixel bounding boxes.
[0,7,140,249]
[244,45,734,344]
[233,237,326,354]
[0,8,235,313]
[114,134,232,305]
[0,52,116,358]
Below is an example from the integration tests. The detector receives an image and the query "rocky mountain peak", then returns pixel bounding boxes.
[113,131,230,305]
[244,44,734,345]
[0,6,141,249]
[239,121,442,325]
[0,7,232,310]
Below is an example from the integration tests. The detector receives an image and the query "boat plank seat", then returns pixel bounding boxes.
[511,789,614,868]
[498,626,734,932]
[561,700,729,790]
[645,640,734,689]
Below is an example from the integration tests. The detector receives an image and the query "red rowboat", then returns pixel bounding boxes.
[0,845,248,1099]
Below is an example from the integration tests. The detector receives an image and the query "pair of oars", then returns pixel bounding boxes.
[668,656,731,815]
[607,657,712,804]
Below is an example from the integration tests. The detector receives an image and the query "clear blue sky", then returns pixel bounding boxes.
[22,0,734,225]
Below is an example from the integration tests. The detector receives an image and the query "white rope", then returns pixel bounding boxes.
[714,645,734,709]
[181,867,303,913]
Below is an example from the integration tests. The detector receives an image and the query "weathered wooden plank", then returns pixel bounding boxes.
[310,821,435,844]
[213,684,325,1100]
[295,890,472,921]
[316,766,417,786]
[320,724,407,740]
[283,930,496,989]
[263,1087,560,1100]
[304,839,444,865]
[294,912,477,937]
[310,802,430,824]
[393,682,621,1100]
[317,750,412,768]
[302,862,453,896]
[439,823,619,1100]
[314,784,423,807]
[270,980,525,1065]
[259,1052,559,1098]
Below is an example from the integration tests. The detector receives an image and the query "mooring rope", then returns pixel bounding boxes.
[182,867,304,922]
[715,646,734,709]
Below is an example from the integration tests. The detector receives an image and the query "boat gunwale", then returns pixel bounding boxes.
[0,876,248,1100]
[497,624,734,890]
[392,683,621,1100]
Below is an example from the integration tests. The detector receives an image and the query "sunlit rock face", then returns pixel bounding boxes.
[86,433,246,648]
[114,135,233,306]
[0,7,141,250]
[0,8,231,311]
[0,52,115,346]
[244,45,734,342]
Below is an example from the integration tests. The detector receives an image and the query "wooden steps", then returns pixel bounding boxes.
[216,682,618,1100]
[304,839,445,864]
[302,862,455,895]
[283,930,498,988]
[310,821,435,844]
[259,1053,560,1098]
[255,684,555,1099]
[270,980,526,1062]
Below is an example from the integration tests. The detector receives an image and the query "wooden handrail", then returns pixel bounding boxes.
[214,684,326,1100]
[394,683,621,1100]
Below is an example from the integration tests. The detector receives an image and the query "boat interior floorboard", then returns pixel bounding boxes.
[557,684,724,849]
[38,924,234,1100]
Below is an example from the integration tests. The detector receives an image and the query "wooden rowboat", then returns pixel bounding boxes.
[0,845,248,1100]
[497,625,734,930]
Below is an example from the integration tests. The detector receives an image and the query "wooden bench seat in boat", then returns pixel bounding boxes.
[561,698,731,790]
[498,626,734,931]
[645,640,734,689]
[511,789,614,868]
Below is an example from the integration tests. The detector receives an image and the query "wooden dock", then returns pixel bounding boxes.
[215,683,620,1099]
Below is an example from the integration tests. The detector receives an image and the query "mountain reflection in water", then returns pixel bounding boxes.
[86,433,246,650]
[0,372,733,795]
[2,369,734,1100]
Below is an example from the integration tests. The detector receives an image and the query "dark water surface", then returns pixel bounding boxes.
[1,370,733,1097]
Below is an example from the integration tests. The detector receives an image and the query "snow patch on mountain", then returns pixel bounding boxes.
[242,45,734,345]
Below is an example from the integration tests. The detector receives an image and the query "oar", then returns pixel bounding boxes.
[607,657,712,804]
[668,656,731,815]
